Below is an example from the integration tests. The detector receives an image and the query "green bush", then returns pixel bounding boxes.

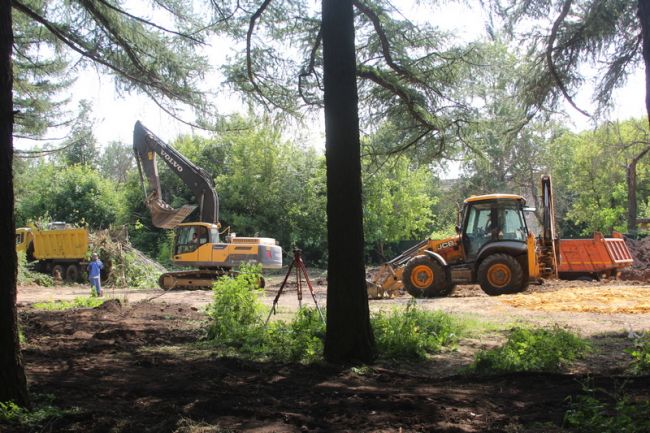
[264,308,326,362]
[207,281,463,362]
[626,332,650,374]
[17,252,31,285]
[564,387,650,433]
[372,300,461,360]
[16,252,54,287]
[207,264,266,345]
[0,395,75,428]
[207,264,327,363]
[33,296,105,311]
[470,326,590,374]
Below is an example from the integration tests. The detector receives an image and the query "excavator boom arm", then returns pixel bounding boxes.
[133,121,219,229]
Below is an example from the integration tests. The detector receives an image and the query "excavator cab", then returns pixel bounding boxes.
[174,224,217,255]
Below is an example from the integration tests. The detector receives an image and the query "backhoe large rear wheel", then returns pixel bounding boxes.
[403,255,450,298]
[477,253,525,296]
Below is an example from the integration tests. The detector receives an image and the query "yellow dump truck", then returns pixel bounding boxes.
[16,223,91,282]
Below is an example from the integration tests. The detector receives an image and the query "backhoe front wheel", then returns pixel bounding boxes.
[477,254,525,296]
[403,255,452,298]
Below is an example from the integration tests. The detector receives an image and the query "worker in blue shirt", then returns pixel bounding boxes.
[87,253,104,297]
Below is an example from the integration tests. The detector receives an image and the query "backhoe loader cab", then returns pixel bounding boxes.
[460,194,529,259]
[401,193,534,298]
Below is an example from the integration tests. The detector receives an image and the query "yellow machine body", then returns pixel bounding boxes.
[16,226,88,260]
[157,222,283,289]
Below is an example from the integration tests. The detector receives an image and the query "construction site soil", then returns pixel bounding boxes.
[8,272,650,433]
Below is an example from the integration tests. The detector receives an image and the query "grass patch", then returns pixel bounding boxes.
[32,296,105,311]
[564,384,650,433]
[372,300,462,360]
[447,313,510,337]
[207,270,464,363]
[0,395,78,429]
[469,326,590,374]
[626,332,650,374]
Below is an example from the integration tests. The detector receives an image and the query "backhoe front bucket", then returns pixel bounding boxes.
[147,197,196,229]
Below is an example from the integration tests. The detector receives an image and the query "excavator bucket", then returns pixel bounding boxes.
[147,196,196,229]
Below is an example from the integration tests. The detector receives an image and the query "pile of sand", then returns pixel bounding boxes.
[502,286,650,314]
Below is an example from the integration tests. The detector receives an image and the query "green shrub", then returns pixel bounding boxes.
[0,395,75,428]
[33,274,55,287]
[264,308,326,362]
[0,401,22,423]
[372,300,461,359]
[564,387,650,433]
[33,296,105,311]
[470,326,590,374]
[16,252,54,287]
[109,251,160,289]
[17,252,31,285]
[626,332,650,374]
[206,264,327,363]
[207,264,265,344]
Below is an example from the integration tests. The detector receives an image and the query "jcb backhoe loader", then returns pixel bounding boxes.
[368,189,544,298]
[367,176,633,298]
[367,176,561,298]
[133,121,282,289]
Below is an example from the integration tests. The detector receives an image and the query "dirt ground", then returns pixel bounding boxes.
[7,276,650,433]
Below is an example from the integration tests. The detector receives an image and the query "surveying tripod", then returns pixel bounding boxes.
[265,248,325,325]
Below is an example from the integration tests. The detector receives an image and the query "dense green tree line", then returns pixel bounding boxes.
[13,114,446,265]
[14,113,650,270]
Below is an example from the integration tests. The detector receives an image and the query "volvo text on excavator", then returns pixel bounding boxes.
[133,121,282,289]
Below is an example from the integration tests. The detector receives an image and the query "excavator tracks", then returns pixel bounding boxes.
[158,269,231,290]
[158,269,266,290]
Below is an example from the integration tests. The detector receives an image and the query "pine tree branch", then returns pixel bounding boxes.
[357,66,435,131]
[546,0,590,117]
[298,25,323,106]
[246,0,274,110]
[12,1,154,91]
[353,0,442,98]
[12,0,204,116]
[93,0,205,44]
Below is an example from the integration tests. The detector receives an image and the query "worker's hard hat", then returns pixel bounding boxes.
[91,252,98,259]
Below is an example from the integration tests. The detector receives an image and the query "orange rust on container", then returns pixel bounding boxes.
[558,232,633,277]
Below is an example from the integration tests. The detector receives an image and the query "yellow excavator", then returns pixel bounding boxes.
[133,121,282,289]
[367,176,560,298]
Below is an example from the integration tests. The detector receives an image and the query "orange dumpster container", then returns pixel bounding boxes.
[558,232,633,279]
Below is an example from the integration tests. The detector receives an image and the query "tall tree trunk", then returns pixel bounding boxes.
[640,0,650,126]
[322,0,375,363]
[0,0,30,407]
[627,147,650,234]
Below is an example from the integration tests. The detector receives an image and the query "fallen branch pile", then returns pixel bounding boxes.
[90,227,166,288]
